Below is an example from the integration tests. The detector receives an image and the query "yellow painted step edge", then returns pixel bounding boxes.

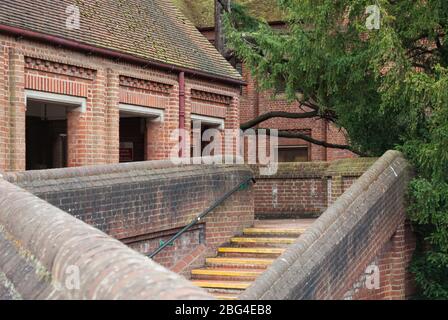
[192,281,251,290]
[191,269,263,277]
[214,295,238,300]
[206,257,274,265]
[243,228,306,234]
[218,247,285,254]
[231,237,296,244]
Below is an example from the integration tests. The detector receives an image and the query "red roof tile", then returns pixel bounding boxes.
[0,0,242,82]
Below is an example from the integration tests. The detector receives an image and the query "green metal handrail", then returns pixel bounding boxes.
[148,175,256,259]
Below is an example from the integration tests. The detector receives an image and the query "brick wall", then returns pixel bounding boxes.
[0,34,241,172]
[251,157,376,219]
[240,150,416,300]
[343,221,416,300]
[4,159,255,274]
[0,177,212,300]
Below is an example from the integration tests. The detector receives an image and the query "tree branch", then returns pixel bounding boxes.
[250,128,366,156]
[240,111,318,130]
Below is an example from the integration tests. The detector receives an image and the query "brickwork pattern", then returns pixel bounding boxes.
[0,177,212,300]
[251,158,376,219]
[343,221,416,300]
[4,160,255,271]
[0,34,241,172]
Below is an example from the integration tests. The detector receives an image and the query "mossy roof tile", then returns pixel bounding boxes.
[0,0,242,81]
[172,0,285,29]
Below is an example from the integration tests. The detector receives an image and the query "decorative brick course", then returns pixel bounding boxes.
[25,57,96,80]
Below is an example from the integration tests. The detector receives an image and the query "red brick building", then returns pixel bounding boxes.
[0,0,244,172]
[175,0,356,162]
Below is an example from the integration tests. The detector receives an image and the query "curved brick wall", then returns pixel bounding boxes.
[3,159,255,274]
[240,150,413,300]
[0,178,212,300]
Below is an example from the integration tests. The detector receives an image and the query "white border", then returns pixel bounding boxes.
[191,114,225,129]
[25,90,86,113]
[119,104,164,122]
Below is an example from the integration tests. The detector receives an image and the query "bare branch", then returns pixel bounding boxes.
[250,128,366,156]
[240,111,318,130]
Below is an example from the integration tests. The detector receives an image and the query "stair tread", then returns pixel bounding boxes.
[192,268,265,276]
[231,237,296,243]
[244,227,305,235]
[206,257,275,265]
[212,293,239,300]
[218,247,286,254]
[192,280,252,290]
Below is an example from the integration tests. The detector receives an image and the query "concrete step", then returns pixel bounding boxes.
[205,257,274,268]
[192,280,252,290]
[230,237,296,247]
[211,293,239,300]
[243,227,305,237]
[191,268,264,281]
[217,247,285,258]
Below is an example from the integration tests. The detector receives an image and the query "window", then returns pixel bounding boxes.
[277,146,309,162]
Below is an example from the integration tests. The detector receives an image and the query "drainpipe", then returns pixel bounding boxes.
[178,72,186,158]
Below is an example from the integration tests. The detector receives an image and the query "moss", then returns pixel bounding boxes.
[325,158,378,176]
[172,0,285,28]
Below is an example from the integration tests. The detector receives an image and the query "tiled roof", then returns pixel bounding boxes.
[0,0,242,82]
[172,0,285,29]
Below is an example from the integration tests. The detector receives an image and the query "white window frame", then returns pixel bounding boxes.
[191,114,225,130]
[25,90,86,113]
[119,103,164,122]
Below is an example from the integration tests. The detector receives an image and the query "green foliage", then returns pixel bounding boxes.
[225,0,448,299]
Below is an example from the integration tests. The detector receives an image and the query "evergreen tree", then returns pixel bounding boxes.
[224,0,448,299]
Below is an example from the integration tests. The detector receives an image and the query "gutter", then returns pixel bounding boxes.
[0,24,246,86]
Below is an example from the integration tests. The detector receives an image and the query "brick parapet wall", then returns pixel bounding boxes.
[0,177,212,300]
[250,158,376,218]
[3,159,255,271]
[240,150,413,300]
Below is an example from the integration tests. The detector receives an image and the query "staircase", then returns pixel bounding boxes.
[190,219,314,300]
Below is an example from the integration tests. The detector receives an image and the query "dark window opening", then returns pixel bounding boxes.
[119,117,146,162]
[26,101,68,170]
[191,121,221,157]
[277,146,309,162]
